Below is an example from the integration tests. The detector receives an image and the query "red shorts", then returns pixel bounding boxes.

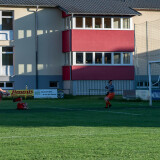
[107,93,115,100]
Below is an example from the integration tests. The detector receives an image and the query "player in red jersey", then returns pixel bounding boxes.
[104,80,115,108]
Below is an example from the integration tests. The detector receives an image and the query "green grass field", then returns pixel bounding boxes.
[0,96,160,160]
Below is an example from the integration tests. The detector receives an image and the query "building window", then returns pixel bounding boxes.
[95,18,102,28]
[113,18,121,29]
[137,82,144,87]
[137,81,158,88]
[104,18,111,28]
[123,53,130,64]
[2,11,13,30]
[85,17,92,28]
[152,81,159,87]
[74,17,131,30]
[6,82,13,88]
[145,82,149,87]
[50,81,59,88]
[0,46,14,76]
[74,52,132,65]
[0,82,13,89]
[86,52,93,64]
[76,17,83,28]
[104,53,111,64]
[123,18,130,29]
[76,53,83,64]
[2,54,13,65]
[0,83,4,87]
[2,47,13,66]
[114,53,121,64]
[95,53,102,64]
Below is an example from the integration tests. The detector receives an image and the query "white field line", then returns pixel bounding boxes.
[0,131,158,139]
[53,107,142,116]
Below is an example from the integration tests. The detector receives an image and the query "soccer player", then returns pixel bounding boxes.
[104,80,115,108]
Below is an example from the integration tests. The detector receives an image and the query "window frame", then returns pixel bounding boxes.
[2,47,14,66]
[0,46,14,76]
[49,81,59,89]
[114,52,121,64]
[137,81,159,89]
[85,52,93,64]
[73,16,132,30]
[73,52,133,66]
[1,11,13,31]
[123,52,131,64]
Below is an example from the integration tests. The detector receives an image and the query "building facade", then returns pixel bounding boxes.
[0,0,159,95]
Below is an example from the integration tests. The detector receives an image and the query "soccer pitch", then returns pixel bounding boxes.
[0,96,160,160]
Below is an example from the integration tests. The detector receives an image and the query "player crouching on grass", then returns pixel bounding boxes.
[13,97,28,110]
[104,80,115,109]
[0,88,10,101]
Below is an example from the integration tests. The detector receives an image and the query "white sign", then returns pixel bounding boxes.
[136,90,149,100]
[34,89,58,99]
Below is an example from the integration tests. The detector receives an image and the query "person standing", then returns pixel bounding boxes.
[104,80,115,108]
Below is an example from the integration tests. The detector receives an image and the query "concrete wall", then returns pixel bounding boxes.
[133,10,160,24]
[133,10,160,79]
[0,7,65,89]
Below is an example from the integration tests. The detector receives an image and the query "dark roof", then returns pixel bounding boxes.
[55,0,140,15]
[0,0,140,16]
[0,0,57,7]
[124,0,160,10]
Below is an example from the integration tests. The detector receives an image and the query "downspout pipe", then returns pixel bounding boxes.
[35,5,39,89]
[27,6,39,89]
[70,13,74,81]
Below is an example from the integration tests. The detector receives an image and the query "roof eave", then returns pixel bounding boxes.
[67,12,140,16]
[133,8,160,11]
[0,4,56,8]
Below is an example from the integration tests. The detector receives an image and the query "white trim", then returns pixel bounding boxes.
[93,52,95,64]
[111,52,114,64]
[102,52,104,64]
[102,18,104,29]
[83,17,85,29]
[130,52,133,65]
[121,52,123,64]
[121,18,123,30]
[83,52,86,64]
[72,17,76,28]
[93,17,95,29]
[111,18,114,29]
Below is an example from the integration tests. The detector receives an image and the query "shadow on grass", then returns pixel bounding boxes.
[0,96,160,127]
[0,105,160,128]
